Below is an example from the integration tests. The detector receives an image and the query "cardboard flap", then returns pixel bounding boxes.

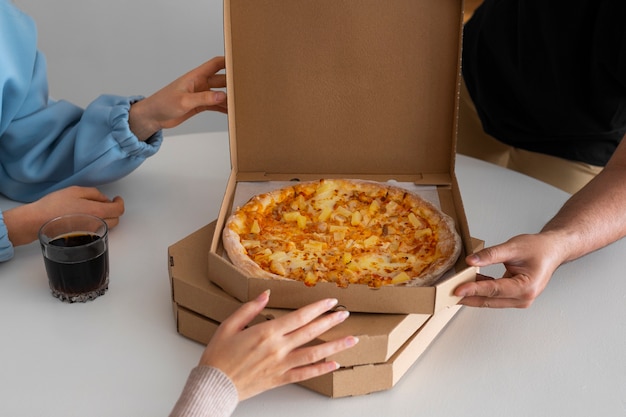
[225,0,463,178]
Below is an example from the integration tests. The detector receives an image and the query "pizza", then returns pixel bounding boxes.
[222,179,462,288]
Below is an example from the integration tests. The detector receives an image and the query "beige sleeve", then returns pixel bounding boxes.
[168,366,239,417]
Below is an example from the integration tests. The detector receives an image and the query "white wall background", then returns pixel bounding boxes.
[14,0,228,135]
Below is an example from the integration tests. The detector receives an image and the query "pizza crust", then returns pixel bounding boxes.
[222,179,462,287]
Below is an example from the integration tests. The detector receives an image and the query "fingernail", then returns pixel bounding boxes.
[214,91,226,102]
[326,298,339,308]
[335,310,350,321]
[347,336,359,346]
[466,254,479,264]
[455,285,470,297]
[257,289,270,300]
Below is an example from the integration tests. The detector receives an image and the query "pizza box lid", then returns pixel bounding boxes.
[224,0,464,181]
[169,222,434,367]
[209,0,476,314]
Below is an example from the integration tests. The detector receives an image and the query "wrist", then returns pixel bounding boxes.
[3,203,41,247]
[537,228,581,265]
[128,99,161,142]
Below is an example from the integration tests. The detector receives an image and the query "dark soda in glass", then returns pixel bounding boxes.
[42,233,109,302]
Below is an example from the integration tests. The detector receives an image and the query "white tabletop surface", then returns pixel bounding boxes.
[1,132,624,417]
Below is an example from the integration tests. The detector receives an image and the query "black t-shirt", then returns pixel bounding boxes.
[462,0,626,166]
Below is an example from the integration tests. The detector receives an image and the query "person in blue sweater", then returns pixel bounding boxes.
[0,5,360,413]
[0,0,227,261]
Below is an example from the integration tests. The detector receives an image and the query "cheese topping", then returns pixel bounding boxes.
[227,179,450,288]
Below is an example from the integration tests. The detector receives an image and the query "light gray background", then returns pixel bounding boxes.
[14,0,228,135]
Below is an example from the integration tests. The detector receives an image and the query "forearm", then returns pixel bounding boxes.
[541,144,626,263]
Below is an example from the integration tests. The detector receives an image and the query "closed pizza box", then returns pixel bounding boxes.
[169,222,433,368]
[296,304,462,398]
[207,0,475,315]
[173,301,461,398]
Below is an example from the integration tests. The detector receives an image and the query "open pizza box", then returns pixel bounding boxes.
[169,222,480,397]
[207,0,475,315]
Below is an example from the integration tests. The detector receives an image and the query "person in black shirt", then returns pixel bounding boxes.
[459,0,626,194]
[454,0,626,308]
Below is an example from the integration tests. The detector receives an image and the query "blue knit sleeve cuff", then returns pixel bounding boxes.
[108,95,164,159]
[0,211,15,262]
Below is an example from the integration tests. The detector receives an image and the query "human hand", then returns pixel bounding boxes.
[3,186,124,246]
[454,232,565,308]
[199,290,359,401]
[128,56,227,141]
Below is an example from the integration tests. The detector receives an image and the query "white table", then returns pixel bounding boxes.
[0,132,624,417]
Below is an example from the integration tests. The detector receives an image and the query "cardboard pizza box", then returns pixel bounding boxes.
[207,0,475,314]
[291,304,462,398]
[172,302,461,398]
[170,222,432,368]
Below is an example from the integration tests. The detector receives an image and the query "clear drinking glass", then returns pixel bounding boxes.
[39,214,109,303]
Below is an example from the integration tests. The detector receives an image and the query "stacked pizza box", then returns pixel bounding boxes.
[169,223,480,397]
[168,0,476,398]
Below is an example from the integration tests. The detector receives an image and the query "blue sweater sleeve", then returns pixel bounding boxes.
[0,1,163,203]
[0,210,14,262]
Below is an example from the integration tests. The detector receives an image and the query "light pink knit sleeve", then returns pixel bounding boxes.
[168,366,239,417]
